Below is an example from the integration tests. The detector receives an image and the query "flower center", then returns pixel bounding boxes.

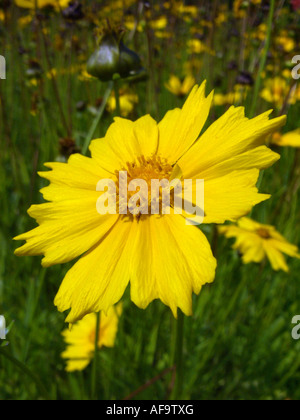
[256,228,271,239]
[116,155,173,218]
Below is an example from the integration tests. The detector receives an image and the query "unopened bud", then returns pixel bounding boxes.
[87,29,146,82]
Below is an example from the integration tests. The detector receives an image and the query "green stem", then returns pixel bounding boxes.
[91,311,101,400]
[114,80,121,117]
[170,310,185,400]
[82,81,113,155]
[249,0,275,118]
[0,347,50,400]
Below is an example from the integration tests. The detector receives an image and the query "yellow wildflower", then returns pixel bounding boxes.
[271,129,300,147]
[106,90,139,117]
[14,82,285,323]
[219,218,300,272]
[165,75,196,97]
[187,39,215,56]
[261,77,300,108]
[61,304,122,372]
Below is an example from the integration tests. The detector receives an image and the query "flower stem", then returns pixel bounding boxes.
[82,81,113,155]
[114,80,121,117]
[170,310,185,400]
[91,311,101,400]
[249,0,275,118]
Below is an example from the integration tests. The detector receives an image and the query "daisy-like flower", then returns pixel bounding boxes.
[61,304,122,372]
[219,217,300,272]
[272,129,300,148]
[14,82,286,323]
[165,75,196,97]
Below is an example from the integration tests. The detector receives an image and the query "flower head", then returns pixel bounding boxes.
[61,304,122,372]
[86,27,146,82]
[165,75,196,97]
[272,129,300,148]
[219,217,300,272]
[14,82,286,323]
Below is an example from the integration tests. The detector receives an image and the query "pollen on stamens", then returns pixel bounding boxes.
[115,155,174,219]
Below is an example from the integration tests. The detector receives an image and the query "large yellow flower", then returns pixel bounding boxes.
[219,218,300,272]
[14,83,286,323]
[61,304,122,372]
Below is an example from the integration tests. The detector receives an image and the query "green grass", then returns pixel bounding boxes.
[0,1,300,400]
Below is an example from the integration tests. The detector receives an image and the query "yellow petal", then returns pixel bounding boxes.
[158,82,213,164]
[203,169,269,224]
[268,239,300,259]
[54,219,135,323]
[133,114,159,156]
[89,118,137,173]
[177,145,280,180]
[130,215,216,316]
[241,241,266,264]
[177,107,286,177]
[90,115,159,172]
[39,154,110,190]
[14,198,119,267]
[263,243,289,272]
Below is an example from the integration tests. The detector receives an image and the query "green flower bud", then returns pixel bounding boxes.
[87,29,146,82]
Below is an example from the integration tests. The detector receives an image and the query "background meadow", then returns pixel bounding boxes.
[0,0,300,400]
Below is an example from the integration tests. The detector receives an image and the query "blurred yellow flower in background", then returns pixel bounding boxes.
[106,89,138,117]
[271,129,300,147]
[187,39,215,56]
[219,217,300,272]
[234,0,262,19]
[15,0,69,8]
[276,31,296,53]
[165,75,196,97]
[213,86,249,106]
[61,304,122,372]
[261,77,300,108]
